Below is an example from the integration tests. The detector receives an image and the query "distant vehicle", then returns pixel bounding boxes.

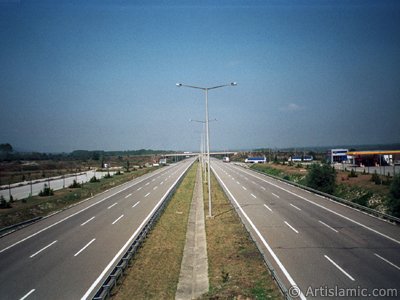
[159,158,167,165]
[289,155,314,162]
[303,155,314,162]
[289,156,302,162]
[245,156,266,163]
[222,156,230,163]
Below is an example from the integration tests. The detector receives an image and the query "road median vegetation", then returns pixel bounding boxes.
[111,163,196,299]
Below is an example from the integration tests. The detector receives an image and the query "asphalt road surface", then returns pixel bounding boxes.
[212,160,400,299]
[0,158,194,300]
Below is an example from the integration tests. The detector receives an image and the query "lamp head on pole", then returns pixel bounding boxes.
[176,83,182,87]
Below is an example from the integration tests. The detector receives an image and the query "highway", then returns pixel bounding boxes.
[0,158,194,300]
[212,160,400,299]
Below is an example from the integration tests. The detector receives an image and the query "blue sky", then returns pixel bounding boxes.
[1,0,399,152]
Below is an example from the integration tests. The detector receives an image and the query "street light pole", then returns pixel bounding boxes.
[177,82,237,217]
[190,118,217,184]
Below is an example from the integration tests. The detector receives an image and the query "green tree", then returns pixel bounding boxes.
[386,174,400,217]
[306,163,337,194]
[0,143,13,153]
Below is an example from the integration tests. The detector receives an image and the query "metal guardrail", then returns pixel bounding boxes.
[0,216,43,237]
[92,161,194,300]
[211,167,293,300]
[251,168,400,224]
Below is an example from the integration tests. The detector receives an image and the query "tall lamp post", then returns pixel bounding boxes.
[177,82,237,217]
[190,118,217,183]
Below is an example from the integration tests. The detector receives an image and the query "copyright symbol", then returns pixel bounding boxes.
[288,285,301,298]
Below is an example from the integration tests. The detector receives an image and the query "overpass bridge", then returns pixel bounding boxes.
[162,151,237,158]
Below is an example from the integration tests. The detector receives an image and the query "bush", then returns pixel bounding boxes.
[89,176,100,183]
[69,180,82,188]
[0,195,11,208]
[352,191,372,207]
[348,169,358,178]
[306,163,336,194]
[39,184,54,197]
[371,171,381,185]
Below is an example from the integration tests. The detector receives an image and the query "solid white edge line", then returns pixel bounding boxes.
[20,289,35,300]
[284,221,299,234]
[264,204,273,212]
[318,220,338,233]
[237,166,400,246]
[324,255,355,281]
[374,253,400,271]
[30,240,57,258]
[290,204,301,211]
[80,216,95,227]
[212,166,307,300]
[132,201,140,208]
[112,215,124,225]
[81,160,193,300]
[74,238,96,257]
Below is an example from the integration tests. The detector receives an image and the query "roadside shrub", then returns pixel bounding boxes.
[89,176,100,183]
[39,184,54,196]
[69,180,82,188]
[0,195,11,208]
[104,172,112,179]
[371,171,381,185]
[306,163,336,194]
[352,191,372,207]
[348,169,358,178]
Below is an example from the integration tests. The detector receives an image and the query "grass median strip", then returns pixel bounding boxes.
[202,172,282,299]
[111,163,197,299]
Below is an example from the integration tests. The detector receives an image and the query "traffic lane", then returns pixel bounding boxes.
[218,162,400,273]
[0,184,155,299]
[0,163,177,253]
[232,163,400,243]
[81,159,195,299]
[212,166,352,292]
[3,161,194,298]
[225,163,400,267]
[213,163,400,297]
[0,160,193,299]
[24,196,159,299]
